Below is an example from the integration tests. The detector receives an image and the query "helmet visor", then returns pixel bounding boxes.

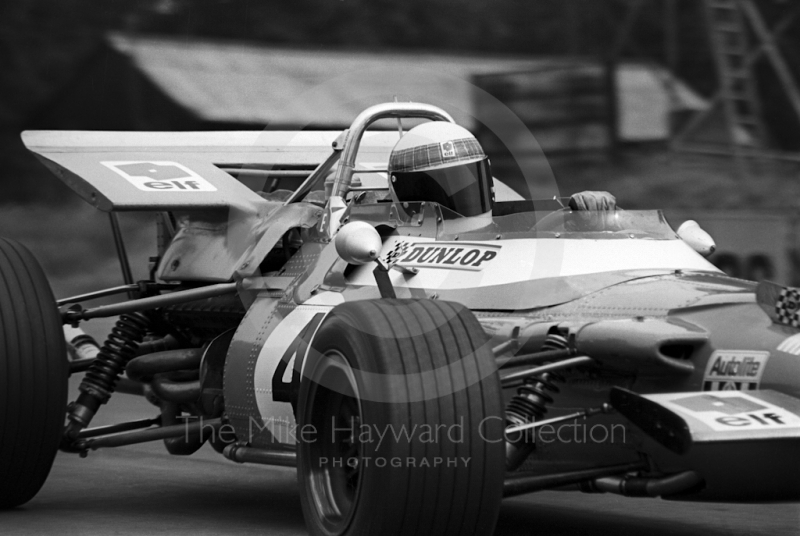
[392,158,493,218]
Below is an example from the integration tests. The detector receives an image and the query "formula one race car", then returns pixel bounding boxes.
[3,102,800,535]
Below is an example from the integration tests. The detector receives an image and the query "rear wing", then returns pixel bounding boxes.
[22,130,398,212]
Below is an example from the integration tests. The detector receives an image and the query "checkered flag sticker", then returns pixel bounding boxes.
[382,240,410,268]
[777,287,800,328]
[755,280,800,328]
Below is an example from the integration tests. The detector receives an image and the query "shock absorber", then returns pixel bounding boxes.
[64,312,151,443]
[504,331,568,471]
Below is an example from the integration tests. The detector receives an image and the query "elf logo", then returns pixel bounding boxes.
[385,241,501,272]
[702,350,768,391]
[102,161,217,192]
[668,392,800,432]
[440,140,456,158]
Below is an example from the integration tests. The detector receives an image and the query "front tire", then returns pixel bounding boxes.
[297,299,505,536]
[0,238,68,509]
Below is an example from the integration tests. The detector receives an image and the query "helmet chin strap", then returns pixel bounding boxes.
[388,174,400,205]
[393,95,404,137]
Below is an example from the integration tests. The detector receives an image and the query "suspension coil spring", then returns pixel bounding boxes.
[504,330,568,470]
[65,312,151,442]
[82,312,150,402]
[504,370,565,471]
[505,371,564,428]
[540,331,569,352]
[506,330,569,427]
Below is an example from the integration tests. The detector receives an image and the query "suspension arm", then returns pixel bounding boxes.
[505,403,614,436]
[501,356,595,386]
[62,282,237,323]
[74,418,222,452]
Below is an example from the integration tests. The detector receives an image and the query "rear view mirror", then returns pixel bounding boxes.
[334,221,382,265]
[677,220,716,257]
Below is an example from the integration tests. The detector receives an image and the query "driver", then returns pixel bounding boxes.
[387,121,615,232]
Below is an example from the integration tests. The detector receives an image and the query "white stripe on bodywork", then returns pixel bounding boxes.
[777,333,800,355]
[351,237,719,291]
[253,304,333,445]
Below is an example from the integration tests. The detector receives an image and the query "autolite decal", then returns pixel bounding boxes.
[702,350,768,391]
[383,241,500,272]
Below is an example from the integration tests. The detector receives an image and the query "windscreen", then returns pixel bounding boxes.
[439,206,680,240]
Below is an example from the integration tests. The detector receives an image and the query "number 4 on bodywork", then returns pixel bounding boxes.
[271,313,325,406]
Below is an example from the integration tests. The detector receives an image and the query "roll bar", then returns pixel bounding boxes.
[329,102,455,198]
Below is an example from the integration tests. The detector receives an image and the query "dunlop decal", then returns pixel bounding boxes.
[702,350,768,392]
[383,241,500,272]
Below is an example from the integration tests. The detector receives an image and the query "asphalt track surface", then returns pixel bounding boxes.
[2,375,798,536]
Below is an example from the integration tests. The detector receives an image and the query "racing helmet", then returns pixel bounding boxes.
[388,121,494,219]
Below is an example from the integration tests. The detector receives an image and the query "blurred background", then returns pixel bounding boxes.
[3,0,800,308]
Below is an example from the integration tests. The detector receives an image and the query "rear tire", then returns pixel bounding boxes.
[297,299,505,536]
[0,238,67,509]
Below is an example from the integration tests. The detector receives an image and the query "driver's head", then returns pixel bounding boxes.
[388,121,494,219]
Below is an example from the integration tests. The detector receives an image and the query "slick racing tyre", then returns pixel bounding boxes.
[0,238,68,509]
[297,299,505,536]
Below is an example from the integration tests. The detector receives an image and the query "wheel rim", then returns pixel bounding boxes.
[303,349,363,533]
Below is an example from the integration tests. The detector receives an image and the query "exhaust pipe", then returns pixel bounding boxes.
[224,444,297,467]
[503,461,646,498]
[126,348,203,382]
[591,471,703,497]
